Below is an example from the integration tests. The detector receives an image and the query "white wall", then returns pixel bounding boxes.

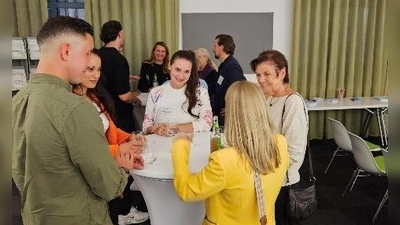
[180,0,294,82]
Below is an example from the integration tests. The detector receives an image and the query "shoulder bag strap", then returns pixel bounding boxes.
[254,172,267,225]
[282,93,315,183]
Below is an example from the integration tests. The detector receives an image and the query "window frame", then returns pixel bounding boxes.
[47,0,84,18]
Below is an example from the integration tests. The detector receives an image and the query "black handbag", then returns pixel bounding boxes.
[281,93,318,221]
[286,142,318,221]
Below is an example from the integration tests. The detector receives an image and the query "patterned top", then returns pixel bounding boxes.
[143,83,213,132]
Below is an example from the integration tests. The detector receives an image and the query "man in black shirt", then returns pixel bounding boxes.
[98,20,141,133]
[213,34,246,126]
[98,21,148,225]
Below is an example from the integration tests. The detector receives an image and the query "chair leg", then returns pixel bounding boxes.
[342,167,360,197]
[324,147,339,174]
[348,168,361,193]
[372,190,388,224]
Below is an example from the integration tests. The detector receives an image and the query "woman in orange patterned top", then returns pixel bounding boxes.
[72,49,149,225]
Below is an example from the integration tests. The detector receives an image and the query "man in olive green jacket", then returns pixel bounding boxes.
[12,16,143,225]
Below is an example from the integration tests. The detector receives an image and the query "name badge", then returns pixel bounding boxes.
[161,107,173,115]
[217,75,224,85]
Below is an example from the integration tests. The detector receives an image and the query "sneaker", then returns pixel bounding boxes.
[118,207,149,225]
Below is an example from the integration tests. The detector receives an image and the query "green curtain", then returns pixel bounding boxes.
[84,0,179,89]
[12,0,48,37]
[291,0,388,139]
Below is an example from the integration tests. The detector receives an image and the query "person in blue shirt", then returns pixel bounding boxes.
[213,34,246,126]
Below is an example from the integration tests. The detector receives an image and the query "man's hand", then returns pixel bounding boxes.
[132,95,142,105]
[129,75,140,82]
[131,153,144,170]
[118,141,144,154]
[114,152,144,170]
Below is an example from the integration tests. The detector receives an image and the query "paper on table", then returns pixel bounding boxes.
[305,100,317,107]
[373,96,388,103]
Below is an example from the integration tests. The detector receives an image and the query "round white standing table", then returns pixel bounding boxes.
[131,132,210,225]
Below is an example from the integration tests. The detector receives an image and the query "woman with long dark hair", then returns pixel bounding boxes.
[72,49,149,225]
[143,50,212,136]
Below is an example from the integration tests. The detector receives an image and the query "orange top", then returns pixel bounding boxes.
[96,99,130,157]
[105,112,131,157]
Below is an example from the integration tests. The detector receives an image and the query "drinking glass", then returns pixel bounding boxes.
[167,117,179,135]
[142,139,157,164]
[131,131,147,150]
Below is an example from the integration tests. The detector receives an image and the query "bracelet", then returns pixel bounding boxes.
[120,167,130,175]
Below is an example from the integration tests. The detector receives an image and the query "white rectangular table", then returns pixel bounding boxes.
[306,97,388,147]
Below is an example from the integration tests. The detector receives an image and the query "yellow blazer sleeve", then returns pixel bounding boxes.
[172,139,226,202]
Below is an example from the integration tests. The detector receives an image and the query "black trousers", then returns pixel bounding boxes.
[108,176,148,225]
[275,184,300,225]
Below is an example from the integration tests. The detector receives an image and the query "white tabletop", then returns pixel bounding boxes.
[306,96,388,111]
[132,132,210,179]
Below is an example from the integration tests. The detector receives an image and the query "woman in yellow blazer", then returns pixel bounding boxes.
[172,81,290,225]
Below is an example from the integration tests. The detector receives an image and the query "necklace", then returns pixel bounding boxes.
[269,97,279,106]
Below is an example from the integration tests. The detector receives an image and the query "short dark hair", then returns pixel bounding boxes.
[215,34,235,55]
[250,50,290,84]
[100,20,123,44]
[37,16,94,47]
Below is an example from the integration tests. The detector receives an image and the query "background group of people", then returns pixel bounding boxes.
[12,16,309,225]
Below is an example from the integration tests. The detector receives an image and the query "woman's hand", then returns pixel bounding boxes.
[152,123,176,137]
[130,133,147,147]
[171,134,193,164]
[118,141,144,154]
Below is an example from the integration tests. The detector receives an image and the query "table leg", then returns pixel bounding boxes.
[376,108,388,148]
[360,109,374,138]
[132,175,205,225]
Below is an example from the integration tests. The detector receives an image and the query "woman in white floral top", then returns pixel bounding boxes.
[143,50,213,136]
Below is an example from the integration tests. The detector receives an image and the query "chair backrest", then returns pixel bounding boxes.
[348,132,386,175]
[328,118,352,152]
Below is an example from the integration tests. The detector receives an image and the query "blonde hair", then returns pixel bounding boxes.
[224,81,281,174]
[193,47,218,71]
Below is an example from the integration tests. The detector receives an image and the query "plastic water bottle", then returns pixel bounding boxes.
[210,116,221,152]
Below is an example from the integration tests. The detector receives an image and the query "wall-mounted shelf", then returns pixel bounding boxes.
[12,67,28,91]
[12,37,40,93]
[27,37,40,60]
